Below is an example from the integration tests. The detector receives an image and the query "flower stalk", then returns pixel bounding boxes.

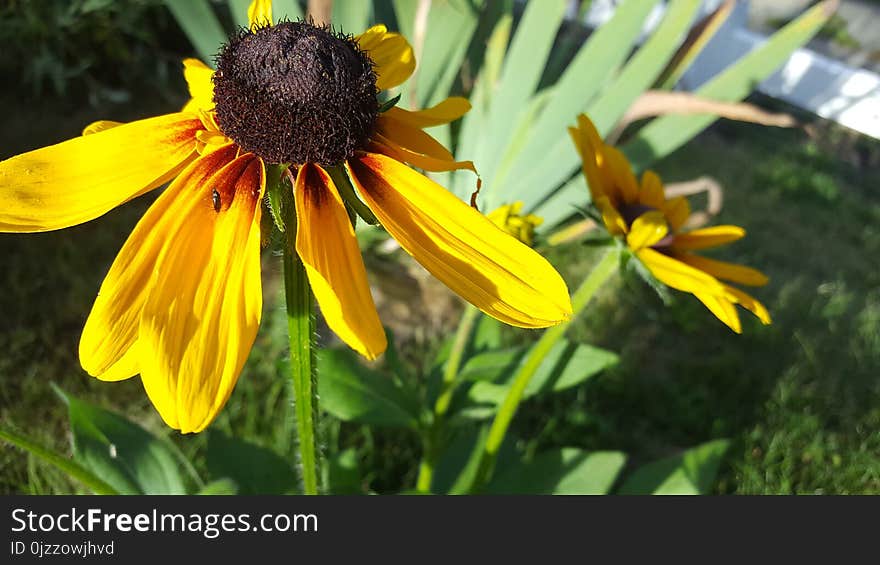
[273,165,321,495]
[471,246,621,492]
[416,303,481,493]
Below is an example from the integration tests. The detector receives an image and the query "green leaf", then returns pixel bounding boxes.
[414,0,482,107]
[59,390,188,495]
[451,12,512,198]
[477,0,567,197]
[196,478,239,495]
[472,312,503,351]
[273,0,304,20]
[227,0,251,29]
[332,0,371,34]
[488,449,627,494]
[163,0,227,64]
[459,347,524,382]
[325,448,362,494]
[522,0,704,222]
[206,432,298,494]
[623,1,836,170]
[0,426,118,495]
[618,439,731,495]
[465,340,619,411]
[433,425,517,494]
[318,348,420,428]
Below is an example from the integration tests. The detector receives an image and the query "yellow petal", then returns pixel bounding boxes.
[605,146,639,204]
[672,225,746,250]
[79,145,240,383]
[626,210,668,251]
[347,152,572,328]
[693,292,742,334]
[295,164,387,360]
[182,58,215,112]
[636,248,726,295]
[725,285,772,325]
[383,97,471,129]
[676,253,769,287]
[639,170,665,209]
[571,115,612,202]
[82,121,122,136]
[356,25,415,91]
[373,115,477,173]
[139,152,265,433]
[370,137,476,174]
[663,196,690,231]
[0,112,202,232]
[248,0,272,28]
[595,196,627,237]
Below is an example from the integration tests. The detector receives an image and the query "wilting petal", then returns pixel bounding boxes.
[693,292,742,334]
[373,115,477,173]
[639,170,665,209]
[348,152,572,328]
[636,248,726,295]
[383,97,471,129]
[671,225,745,250]
[139,152,264,433]
[182,59,215,112]
[248,0,272,28]
[725,285,772,325]
[627,210,668,251]
[663,196,690,231]
[0,112,202,232]
[676,253,769,287]
[356,25,415,91]
[79,145,239,383]
[595,196,627,237]
[370,138,476,174]
[295,164,386,360]
[376,115,454,160]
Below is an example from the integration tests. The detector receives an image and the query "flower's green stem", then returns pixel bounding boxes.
[273,165,321,495]
[471,247,621,492]
[415,304,481,493]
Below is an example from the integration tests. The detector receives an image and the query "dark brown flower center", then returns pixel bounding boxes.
[213,21,379,167]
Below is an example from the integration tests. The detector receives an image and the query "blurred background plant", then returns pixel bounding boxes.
[1,0,878,494]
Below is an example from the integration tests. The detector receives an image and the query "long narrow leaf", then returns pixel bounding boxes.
[0,427,119,495]
[478,0,567,200]
[520,0,703,219]
[164,0,227,64]
[500,0,662,197]
[332,0,371,33]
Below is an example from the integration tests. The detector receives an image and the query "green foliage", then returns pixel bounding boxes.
[0,0,188,105]
[618,440,730,494]
[58,388,189,495]
[318,348,421,429]
[206,432,298,494]
[488,449,627,494]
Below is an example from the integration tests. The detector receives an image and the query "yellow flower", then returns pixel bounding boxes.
[0,3,571,433]
[487,202,543,246]
[569,114,770,334]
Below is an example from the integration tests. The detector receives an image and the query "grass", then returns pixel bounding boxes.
[1,89,878,494]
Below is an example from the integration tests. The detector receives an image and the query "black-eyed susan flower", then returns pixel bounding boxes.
[0,1,571,433]
[569,114,770,334]
[488,201,544,247]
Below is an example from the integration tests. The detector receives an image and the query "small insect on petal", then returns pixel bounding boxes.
[212,188,221,212]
